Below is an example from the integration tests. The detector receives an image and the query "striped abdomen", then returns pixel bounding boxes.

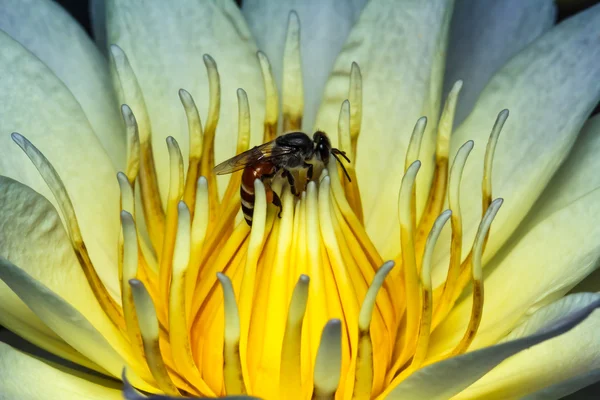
[240,161,277,226]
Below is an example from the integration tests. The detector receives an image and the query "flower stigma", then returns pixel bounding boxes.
[9,12,509,400]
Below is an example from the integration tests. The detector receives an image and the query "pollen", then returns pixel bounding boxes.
[12,12,508,400]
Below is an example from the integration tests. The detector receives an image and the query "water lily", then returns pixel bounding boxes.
[1,0,600,399]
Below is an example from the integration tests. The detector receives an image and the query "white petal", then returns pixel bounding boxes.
[242,0,367,129]
[0,31,121,297]
[0,342,122,400]
[444,0,556,125]
[0,0,125,169]
[105,0,265,200]
[0,254,154,391]
[384,298,600,399]
[316,0,454,256]
[453,293,600,399]
[523,370,600,400]
[438,4,600,272]
[429,114,600,354]
[0,177,147,382]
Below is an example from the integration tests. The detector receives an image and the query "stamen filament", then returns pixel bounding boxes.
[282,11,304,131]
[168,202,213,395]
[110,45,165,251]
[120,104,140,184]
[433,141,473,328]
[280,275,310,398]
[348,62,363,158]
[483,110,508,211]
[338,100,363,222]
[313,319,342,400]
[257,51,279,141]
[449,198,503,356]
[179,89,204,216]
[159,137,184,314]
[397,161,421,365]
[217,272,246,395]
[11,132,125,332]
[129,279,180,396]
[354,261,395,399]
[415,81,462,261]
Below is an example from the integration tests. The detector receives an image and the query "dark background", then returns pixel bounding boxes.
[4,0,600,398]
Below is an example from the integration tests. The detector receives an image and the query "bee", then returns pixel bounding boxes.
[214,131,351,225]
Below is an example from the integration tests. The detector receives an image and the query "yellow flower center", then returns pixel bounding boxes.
[11,13,508,400]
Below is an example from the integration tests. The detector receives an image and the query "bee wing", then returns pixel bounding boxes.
[213,140,296,175]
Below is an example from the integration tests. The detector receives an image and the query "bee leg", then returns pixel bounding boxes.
[284,170,298,196]
[272,191,283,218]
[305,163,314,180]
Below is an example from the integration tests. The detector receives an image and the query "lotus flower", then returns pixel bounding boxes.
[1,0,600,399]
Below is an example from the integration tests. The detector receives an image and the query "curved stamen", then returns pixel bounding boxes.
[217,272,246,395]
[11,132,125,332]
[159,137,184,313]
[313,319,343,400]
[282,11,304,131]
[354,261,395,398]
[129,279,180,396]
[120,104,140,184]
[280,274,311,397]
[337,99,363,221]
[179,89,204,216]
[405,117,428,237]
[348,62,363,158]
[483,110,508,211]
[257,51,280,141]
[110,45,165,251]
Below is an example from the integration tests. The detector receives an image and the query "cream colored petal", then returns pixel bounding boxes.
[0,342,122,400]
[0,176,151,388]
[440,4,600,272]
[523,370,600,400]
[0,31,121,297]
[0,254,155,391]
[429,121,600,355]
[384,299,600,400]
[105,0,265,200]
[316,0,453,256]
[0,0,125,169]
[453,293,600,399]
[242,0,367,129]
[444,0,555,126]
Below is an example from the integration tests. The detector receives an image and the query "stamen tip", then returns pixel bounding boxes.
[203,53,216,67]
[298,274,310,284]
[128,278,142,288]
[10,132,24,144]
[288,9,299,24]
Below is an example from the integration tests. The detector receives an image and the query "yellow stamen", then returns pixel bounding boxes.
[179,89,204,217]
[110,45,165,252]
[129,279,180,396]
[168,202,214,395]
[120,104,140,184]
[397,161,421,365]
[120,211,146,368]
[280,274,310,398]
[217,272,246,395]
[405,117,428,241]
[257,51,279,141]
[354,261,395,399]
[415,81,462,260]
[282,11,304,131]
[411,210,451,369]
[313,319,342,400]
[198,54,221,221]
[337,99,364,222]
[449,198,503,357]
[348,62,363,158]
[482,110,509,212]
[159,137,184,315]
[11,132,125,332]
[432,140,473,328]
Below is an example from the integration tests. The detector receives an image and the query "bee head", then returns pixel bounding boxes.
[313,131,352,182]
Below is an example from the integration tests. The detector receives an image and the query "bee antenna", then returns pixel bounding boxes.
[332,148,351,163]
[331,151,352,182]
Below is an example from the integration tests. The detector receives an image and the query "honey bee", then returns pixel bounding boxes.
[214,131,351,225]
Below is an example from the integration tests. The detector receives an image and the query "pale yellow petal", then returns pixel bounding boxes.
[0,0,125,169]
[0,342,122,400]
[105,0,265,199]
[316,0,454,256]
[437,4,600,274]
[453,294,600,399]
[0,31,121,298]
